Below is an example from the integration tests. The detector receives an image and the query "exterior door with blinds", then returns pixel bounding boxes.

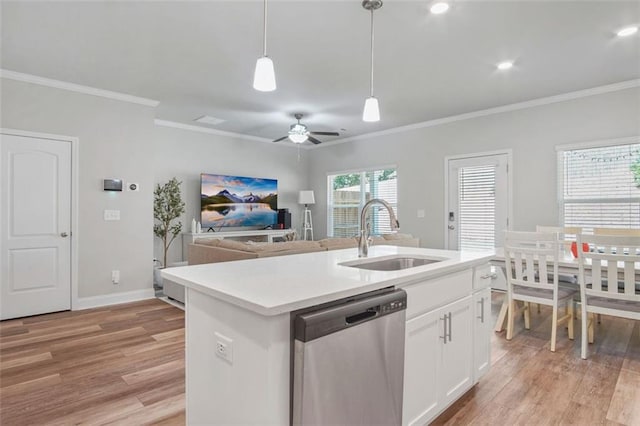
[447,154,509,251]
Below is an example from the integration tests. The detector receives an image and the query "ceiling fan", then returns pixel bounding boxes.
[272,113,340,145]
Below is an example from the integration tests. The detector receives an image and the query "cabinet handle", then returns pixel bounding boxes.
[440,315,448,344]
[477,297,485,323]
[447,312,452,342]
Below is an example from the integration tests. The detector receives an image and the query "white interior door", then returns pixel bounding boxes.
[1,133,72,320]
[447,153,510,251]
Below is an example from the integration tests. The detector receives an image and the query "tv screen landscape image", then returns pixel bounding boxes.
[201,173,277,229]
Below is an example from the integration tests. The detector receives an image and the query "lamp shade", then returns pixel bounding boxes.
[253,56,276,92]
[362,96,380,122]
[298,190,315,205]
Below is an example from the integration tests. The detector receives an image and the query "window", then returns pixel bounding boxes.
[327,168,397,237]
[558,142,640,231]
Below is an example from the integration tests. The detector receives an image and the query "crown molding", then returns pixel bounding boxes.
[322,79,640,148]
[154,119,283,145]
[0,69,159,107]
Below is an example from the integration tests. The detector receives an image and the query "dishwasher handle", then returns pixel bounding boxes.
[294,289,407,342]
[346,309,378,325]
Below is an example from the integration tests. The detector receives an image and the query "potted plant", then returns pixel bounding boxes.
[154,178,186,276]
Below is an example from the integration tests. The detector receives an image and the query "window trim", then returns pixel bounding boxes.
[556,137,640,229]
[326,165,398,238]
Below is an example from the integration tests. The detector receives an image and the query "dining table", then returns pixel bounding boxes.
[490,247,640,332]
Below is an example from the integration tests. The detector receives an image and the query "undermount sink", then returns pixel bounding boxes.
[340,255,443,271]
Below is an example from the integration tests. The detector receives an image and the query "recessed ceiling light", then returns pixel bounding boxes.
[617,26,638,37]
[430,2,449,14]
[497,61,514,70]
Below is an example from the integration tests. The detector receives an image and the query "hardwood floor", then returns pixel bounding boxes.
[0,299,185,425]
[1,294,638,425]
[433,292,640,426]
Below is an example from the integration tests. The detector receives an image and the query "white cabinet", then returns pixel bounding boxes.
[403,296,473,426]
[473,287,492,382]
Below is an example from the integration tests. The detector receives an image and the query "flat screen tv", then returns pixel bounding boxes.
[200,173,277,229]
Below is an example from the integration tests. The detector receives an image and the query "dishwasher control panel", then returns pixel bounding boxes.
[381,299,405,313]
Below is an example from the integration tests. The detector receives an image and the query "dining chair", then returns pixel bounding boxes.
[576,234,640,359]
[504,231,576,352]
[593,228,640,237]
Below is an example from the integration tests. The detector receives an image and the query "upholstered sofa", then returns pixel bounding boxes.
[163,234,420,303]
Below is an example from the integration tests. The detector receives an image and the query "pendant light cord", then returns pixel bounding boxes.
[263,0,268,56]
[369,8,375,97]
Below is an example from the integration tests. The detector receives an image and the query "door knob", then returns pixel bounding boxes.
[448,225,455,230]
[60,232,69,237]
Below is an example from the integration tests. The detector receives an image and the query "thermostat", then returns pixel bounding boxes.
[103,179,123,192]
[128,183,140,191]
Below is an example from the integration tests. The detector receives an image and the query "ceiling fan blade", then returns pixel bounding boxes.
[307,136,322,145]
[310,131,339,136]
[273,136,289,142]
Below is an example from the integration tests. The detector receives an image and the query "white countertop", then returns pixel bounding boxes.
[161,245,494,316]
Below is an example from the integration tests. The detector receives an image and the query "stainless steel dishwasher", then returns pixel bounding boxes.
[292,288,407,425]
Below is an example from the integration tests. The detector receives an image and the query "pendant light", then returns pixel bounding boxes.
[362,0,382,122]
[253,0,276,91]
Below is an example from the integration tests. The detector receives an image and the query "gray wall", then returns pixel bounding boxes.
[308,87,640,248]
[1,78,308,298]
[2,77,638,300]
[152,125,309,266]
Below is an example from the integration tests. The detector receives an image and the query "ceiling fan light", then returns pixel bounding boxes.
[430,2,449,14]
[362,96,380,122]
[253,56,276,92]
[288,133,308,144]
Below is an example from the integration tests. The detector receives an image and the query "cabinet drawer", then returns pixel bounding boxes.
[403,269,472,319]
[473,264,493,290]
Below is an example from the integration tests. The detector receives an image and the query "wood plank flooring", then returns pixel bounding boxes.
[1,294,638,425]
[0,299,185,425]
[432,292,640,426]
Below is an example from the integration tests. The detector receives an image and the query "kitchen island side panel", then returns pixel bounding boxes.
[186,287,290,425]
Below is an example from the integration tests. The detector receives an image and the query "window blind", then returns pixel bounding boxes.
[559,143,640,231]
[328,168,397,237]
[458,165,496,251]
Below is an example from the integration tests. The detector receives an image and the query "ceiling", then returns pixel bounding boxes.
[2,1,639,144]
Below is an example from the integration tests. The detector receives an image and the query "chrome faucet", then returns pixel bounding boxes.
[358,199,400,258]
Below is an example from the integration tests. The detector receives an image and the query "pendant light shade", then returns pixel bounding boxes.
[253,56,276,92]
[362,0,382,122]
[253,0,276,92]
[362,96,380,122]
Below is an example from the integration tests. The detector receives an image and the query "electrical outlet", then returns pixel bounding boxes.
[111,270,120,284]
[214,332,233,363]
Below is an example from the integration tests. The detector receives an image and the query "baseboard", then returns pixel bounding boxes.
[74,288,155,310]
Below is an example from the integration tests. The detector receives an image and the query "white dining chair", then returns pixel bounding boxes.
[577,234,640,359]
[505,231,577,352]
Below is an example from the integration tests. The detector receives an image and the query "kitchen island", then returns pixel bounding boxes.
[162,245,495,425]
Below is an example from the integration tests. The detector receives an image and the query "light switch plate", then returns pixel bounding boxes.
[417,209,425,218]
[104,210,121,221]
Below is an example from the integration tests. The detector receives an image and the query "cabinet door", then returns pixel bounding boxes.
[402,308,443,426]
[439,296,473,407]
[473,288,492,383]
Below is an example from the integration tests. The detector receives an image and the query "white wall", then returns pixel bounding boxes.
[0,78,308,300]
[308,87,640,248]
